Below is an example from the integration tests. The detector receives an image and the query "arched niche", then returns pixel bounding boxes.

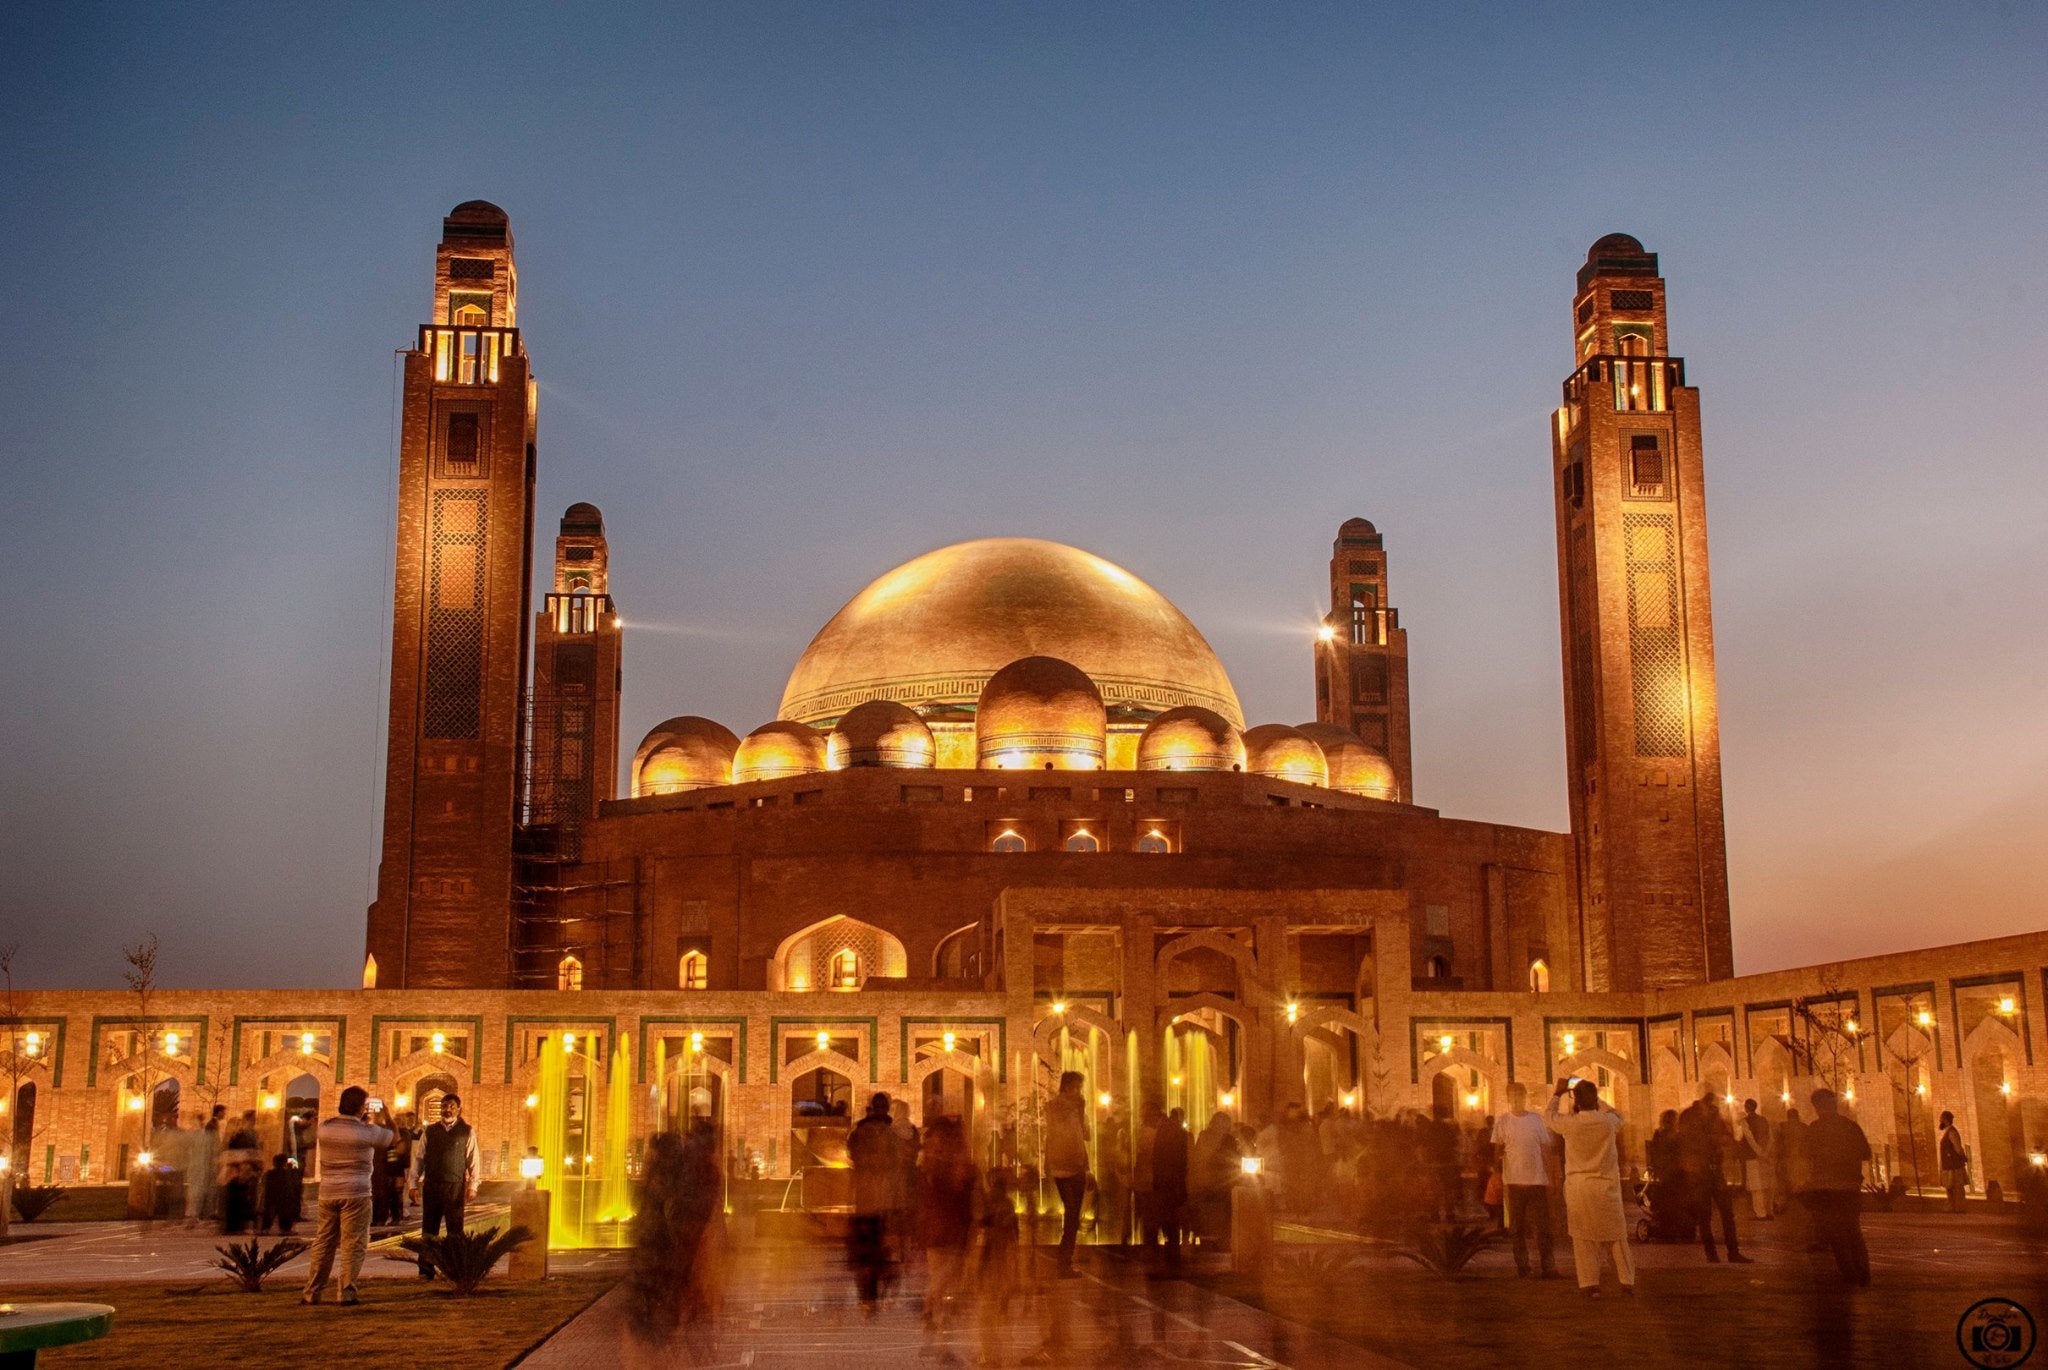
[771,915,908,992]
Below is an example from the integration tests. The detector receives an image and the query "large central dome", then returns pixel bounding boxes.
[779,538,1244,729]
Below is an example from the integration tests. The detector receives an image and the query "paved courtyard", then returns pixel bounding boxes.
[8,1209,2047,1367]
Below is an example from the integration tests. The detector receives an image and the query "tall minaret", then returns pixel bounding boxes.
[1312,518,1412,801]
[1551,234,1731,991]
[527,503,624,829]
[365,201,539,990]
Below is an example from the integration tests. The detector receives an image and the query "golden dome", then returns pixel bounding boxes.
[976,656,1106,770]
[732,720,827,784]
[1137,706,1246,773]
[1297,723,1398,800]
[779,539,1243,730]
[633,716,740,796]
[828,700,936,769]
[1242,724,1327,787]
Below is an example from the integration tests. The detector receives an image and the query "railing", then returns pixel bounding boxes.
[1562,353,1685,414]
[545,591,614,635]
[418,325,524,384]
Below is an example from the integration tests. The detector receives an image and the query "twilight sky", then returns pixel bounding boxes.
[2,4,2043,989]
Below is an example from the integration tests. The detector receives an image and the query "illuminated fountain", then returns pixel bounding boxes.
[533,1033,635,1248]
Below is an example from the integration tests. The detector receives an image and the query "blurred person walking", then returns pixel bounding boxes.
[849,1092,901,1315]
[1679,1091,1750,1263]
[299,1086,393,1307]
[622,1124,725,1366]
[1045,1071,1090,1277]
[1190,1111,1240,1244]
[1493,1084,1558,1278]
[1543,1078,1634,1297]
[917,1116,978,1338]
[218,1110,262,1235]
[1800,1088,1872,1285]
[1150,1106,1190,1275]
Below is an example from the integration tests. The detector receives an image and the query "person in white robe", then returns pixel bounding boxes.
[1543,1077,1635,1296]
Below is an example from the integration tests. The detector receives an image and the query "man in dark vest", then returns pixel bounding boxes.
[409,1094,479,1278]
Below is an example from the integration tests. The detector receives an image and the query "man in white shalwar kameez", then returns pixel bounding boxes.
[1543,1078,1635,1296]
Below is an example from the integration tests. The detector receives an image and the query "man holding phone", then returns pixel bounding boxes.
[1542,1076,1634,1297]
[300,1086,394,1307]
[410,1094,479,1278]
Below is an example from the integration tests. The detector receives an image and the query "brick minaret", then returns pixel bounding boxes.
[365,201,538,990]
[1552,234,1731,991]
[1312,518,1412,801]
[527,503,624,828]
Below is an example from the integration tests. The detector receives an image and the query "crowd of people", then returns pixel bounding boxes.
[140,1064,1890,1322]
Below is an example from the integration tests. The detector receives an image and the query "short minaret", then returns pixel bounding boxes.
[1312,518,1412,801]
[1551,234,1732,991]
[528,503,625,827]
[365,201,538,990]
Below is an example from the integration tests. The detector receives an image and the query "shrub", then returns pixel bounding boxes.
[1271,1246,1366,1287]
[403,1224,534,1294]
[1395,1221,1502,1279]
[211,1236,310,1292]
[10,1183,67,1223]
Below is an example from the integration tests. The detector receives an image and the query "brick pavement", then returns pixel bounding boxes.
[517,1237,1405,1369]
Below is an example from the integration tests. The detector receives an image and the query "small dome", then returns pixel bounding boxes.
[1587,232,1645,258]
[1242,723,1328,788]
[561,502,604,534]
[1338,517,1378,538]
[633,716,740,796]
[448,200,510,222]
[1137,706,1246,773]
[828,700,936,769]
[1296,723,1398,800]
[975,656,1106,770]
[732,721,828,785]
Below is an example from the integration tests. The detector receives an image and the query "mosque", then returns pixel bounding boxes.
[4,205,2041,1222]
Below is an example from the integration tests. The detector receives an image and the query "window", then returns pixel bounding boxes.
[990,830,1027,853]
[678,951,708,991]
[557,955,583,991]
[1136,829,1172,854]
[1063,830,1100,853]
[1423,955,1450,980]
[1627,435,1667,499]
[1529,960,1550,993]
[830,948,860,990]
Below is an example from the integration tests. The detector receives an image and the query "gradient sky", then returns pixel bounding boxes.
[3,3,2043,989]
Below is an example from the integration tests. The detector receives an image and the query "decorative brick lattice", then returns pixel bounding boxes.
[447,257,494,279]
[1610,289,1655,312]
[1623,512,1686,757]
[425,489,488,739]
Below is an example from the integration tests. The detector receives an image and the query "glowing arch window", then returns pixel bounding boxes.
[829,949,860,990]
[557,956,583,991]
[991,830,1027,854]
[1063,830,1100,853]
[362,954,378,990]
[1136,829,1172,855]
[1529,959,1550,993]
[678,951,708,991]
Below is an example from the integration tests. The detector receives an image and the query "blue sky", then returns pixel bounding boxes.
[3,2,2043,986]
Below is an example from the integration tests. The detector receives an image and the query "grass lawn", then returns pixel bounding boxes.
[15,1274,614,1369]
[1200,1250,2047,1369]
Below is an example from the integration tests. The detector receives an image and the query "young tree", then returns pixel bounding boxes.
[121,933,164,1169]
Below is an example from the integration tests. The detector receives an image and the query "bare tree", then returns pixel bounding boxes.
[120,933,163,1168]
